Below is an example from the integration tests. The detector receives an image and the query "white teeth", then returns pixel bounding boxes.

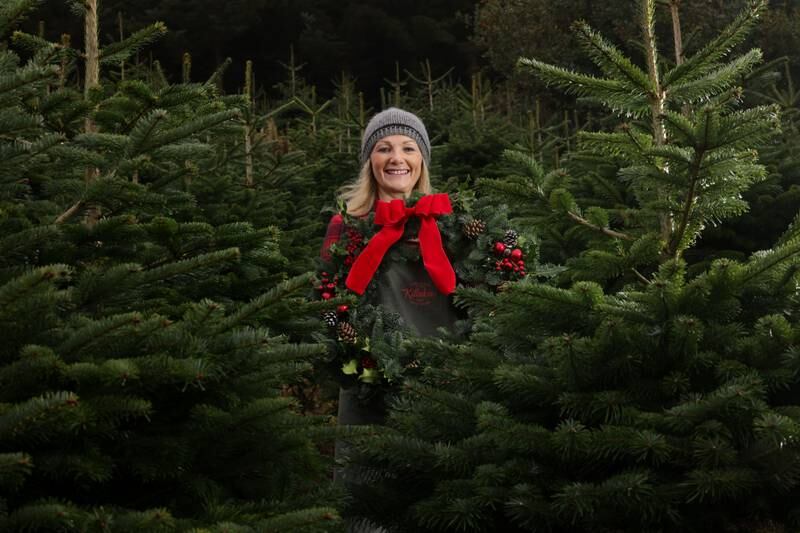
[386,169,409,175]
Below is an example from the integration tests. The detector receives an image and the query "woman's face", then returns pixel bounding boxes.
[370,135,423,201]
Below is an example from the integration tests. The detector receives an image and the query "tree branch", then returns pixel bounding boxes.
[668,142,707,257]
[567,211,635,241]
[54,200,84,225]
[632,267,652,284]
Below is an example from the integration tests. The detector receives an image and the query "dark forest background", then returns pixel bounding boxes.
[25,0,479,100]
[23,0,800,104]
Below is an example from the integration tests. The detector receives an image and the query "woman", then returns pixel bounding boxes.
[321,107,460,483]
[323,107,459,336]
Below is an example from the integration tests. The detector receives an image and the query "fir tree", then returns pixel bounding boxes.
[483,0,780,287]
[344,1,800,531]
[0,3,341,530]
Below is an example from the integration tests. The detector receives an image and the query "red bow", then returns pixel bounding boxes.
[345,193,456,295]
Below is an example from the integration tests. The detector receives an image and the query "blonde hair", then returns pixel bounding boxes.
[339,160,431,217]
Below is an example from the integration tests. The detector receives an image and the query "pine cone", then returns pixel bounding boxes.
[322,311,338,328]
[337,321,358,344]
[463,219,486,239]
[503,229,519,247]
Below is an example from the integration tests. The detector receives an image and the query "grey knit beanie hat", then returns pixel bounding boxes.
[360,107,431,167]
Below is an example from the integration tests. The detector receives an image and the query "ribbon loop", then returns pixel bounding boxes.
[345,193,456,295]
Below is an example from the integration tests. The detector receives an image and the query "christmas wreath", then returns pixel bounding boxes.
[315,192,532,390]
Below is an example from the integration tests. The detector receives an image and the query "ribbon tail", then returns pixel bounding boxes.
[419,217,456,295]
[346,224,405,294]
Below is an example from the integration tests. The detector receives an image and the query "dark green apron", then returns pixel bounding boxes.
[335,241,458,483]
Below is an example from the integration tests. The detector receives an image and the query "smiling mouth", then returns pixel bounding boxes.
[385,169,410,175]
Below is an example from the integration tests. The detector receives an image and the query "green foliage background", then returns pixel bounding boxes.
[3,0,800,531]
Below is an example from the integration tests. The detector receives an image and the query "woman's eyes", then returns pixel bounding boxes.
[376,146,416,153]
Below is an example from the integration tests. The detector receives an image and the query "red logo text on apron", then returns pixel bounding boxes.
[402,282,435,305]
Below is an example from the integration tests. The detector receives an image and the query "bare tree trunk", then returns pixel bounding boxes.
[84,0,99,126]
[244,60,254,187]
[118,11,125,80]
[59,34,70,89]
[669,0,684,66]
[182,52,191,83]
[84,0,101,225]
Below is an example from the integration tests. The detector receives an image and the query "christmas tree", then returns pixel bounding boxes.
[0,2,341,530]
[343,1,800,531]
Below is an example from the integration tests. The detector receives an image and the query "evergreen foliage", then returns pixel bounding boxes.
[342,1,800,531]
[504,0,780,286]
[692,59,800,268]
[2,0,800,530]
[0,5,341,531]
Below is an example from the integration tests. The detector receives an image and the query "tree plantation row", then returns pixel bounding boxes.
[2,0,800,531]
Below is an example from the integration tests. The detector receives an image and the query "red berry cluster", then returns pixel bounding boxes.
[343,227,365,267]
[492,242,526,277]
[361,355,377,369]
[316,271,339,300]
